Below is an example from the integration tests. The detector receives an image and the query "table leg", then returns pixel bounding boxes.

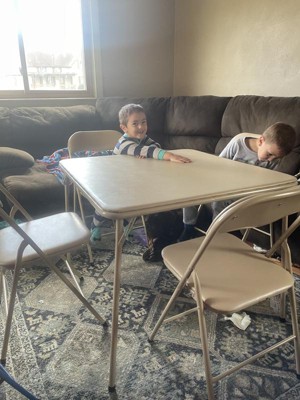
[108,218,123,391]
[64,182,70,212]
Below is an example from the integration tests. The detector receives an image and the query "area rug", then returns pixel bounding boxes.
[1,233,300,400]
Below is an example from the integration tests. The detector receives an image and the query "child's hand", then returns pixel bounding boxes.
[167,152,192,163]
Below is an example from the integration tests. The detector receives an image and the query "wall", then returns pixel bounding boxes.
[174,0,300,96]
[98,0,175,97]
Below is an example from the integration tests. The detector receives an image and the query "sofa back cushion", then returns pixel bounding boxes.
[220,95,300,174]
[1,105,98,159]
[0,108,12,147]
[96,97,169,146]
[164,96,231,153]
[222,95,300,139]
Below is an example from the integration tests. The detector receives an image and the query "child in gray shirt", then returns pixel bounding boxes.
[178,122,296,242]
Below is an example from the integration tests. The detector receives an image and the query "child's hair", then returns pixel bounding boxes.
[118,104,145,126]
[263,122,296,155]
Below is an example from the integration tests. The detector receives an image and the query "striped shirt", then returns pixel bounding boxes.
[113,134,166,160]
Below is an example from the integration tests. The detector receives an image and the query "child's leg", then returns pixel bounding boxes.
[183,206,199,225]
[212,199,233,219]
[178,206,199,242]
[90,210,103,241]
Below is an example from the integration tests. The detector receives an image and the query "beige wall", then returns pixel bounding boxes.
[174,0,300,96]
[98,0,175,97]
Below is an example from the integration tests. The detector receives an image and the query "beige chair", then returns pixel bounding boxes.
[68,129,122,215]
[67,130,122,261]
[0,183,106,367]
[67,130,148,259]
[148,186,300,400]
[68,129,122,157]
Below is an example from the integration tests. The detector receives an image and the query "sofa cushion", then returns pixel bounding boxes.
[96,97,169,146]
[0,107,12,147]
[222,95,300,140]
[220,95,300,174]
[164,96,231,153]
[1,163,65,217]
[7,105,98,159]
[0,147,34,170]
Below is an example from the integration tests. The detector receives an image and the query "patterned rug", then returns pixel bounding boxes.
[1,232,300,400]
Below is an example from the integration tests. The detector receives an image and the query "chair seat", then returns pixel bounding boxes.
[162,233,294,313]
[0,212,90,268]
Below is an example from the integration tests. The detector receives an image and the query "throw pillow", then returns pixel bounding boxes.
[0,147,34,170]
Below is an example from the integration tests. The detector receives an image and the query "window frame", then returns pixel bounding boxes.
[0,0,96,100]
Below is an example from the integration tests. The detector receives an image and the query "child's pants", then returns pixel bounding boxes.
[92,210,104,228]
[183,199,234,226]
[183,206,199,225]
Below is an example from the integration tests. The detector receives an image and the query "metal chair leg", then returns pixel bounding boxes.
[1,246,25,364]
[141,216,148,246]
[63,255,84,296]
[77,188,93,263]
[48,261,106,325]
[0,271,9,316]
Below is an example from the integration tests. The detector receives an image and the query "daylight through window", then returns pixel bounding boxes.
[0,0,94,98]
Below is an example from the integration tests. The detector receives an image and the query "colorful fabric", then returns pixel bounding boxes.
[37,148,113,185]
[37,148,70,185]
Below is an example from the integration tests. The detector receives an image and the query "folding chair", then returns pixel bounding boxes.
[148,186,300,400]
[0,183,106,372]
[67,130,148,258]
[67,130,122,260]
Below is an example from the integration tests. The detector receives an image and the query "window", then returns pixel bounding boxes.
[0,0,95,98]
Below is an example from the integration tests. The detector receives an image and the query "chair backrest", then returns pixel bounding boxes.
[68,130,122,157]
[186,186,300,273]
[214,186,300,235]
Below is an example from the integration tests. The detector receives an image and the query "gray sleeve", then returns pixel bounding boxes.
[219,138,238,160]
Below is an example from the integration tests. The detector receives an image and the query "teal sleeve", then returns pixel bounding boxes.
[158,149,166,160]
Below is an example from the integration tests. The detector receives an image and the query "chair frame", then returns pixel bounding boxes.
[0,183,106,372]
[149,187,300,400]
[67,130,123,261]
[67,130,148,258]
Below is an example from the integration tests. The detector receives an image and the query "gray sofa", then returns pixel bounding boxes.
[1,95,300,261]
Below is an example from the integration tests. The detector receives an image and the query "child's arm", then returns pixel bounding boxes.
[114,137,162,158]
[115,136,191,162]
[163,151,191,163]
[219,138,240,160]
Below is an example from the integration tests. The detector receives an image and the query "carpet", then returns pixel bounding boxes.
[1,232,300,400]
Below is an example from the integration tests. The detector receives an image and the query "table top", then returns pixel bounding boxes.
[60,149,297,219]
